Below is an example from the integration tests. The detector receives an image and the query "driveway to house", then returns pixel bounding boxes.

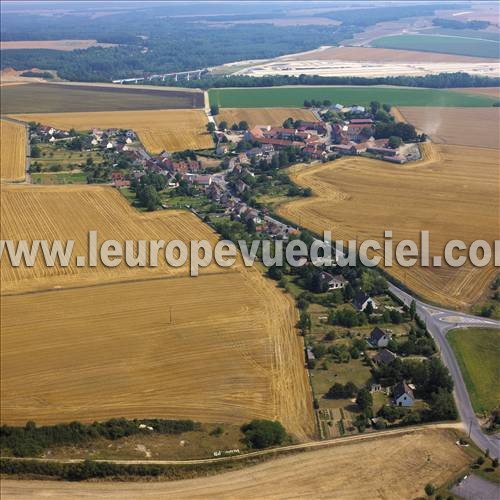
[388,283,500,459]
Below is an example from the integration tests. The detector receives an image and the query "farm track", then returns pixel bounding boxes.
[2,423,463,466]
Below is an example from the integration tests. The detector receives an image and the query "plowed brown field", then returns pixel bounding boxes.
[278,143,499,309]
[216,108,317,127]
[397,107,500,148]
[451,87,500,99]
[0,120,26,182]
[9,109,213,153]
[286,46,495,63]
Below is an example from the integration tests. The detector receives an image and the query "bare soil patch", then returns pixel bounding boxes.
[216,108,317,128]
[0,39,117,51]
[284,46,496,63]
[398,107,500,148]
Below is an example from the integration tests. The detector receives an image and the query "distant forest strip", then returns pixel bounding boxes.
[0,3,460,81]
[160,72,500,91]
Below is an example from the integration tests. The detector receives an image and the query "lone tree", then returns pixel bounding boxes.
[424,483,436,496]
[409,299,416,320]
[206,122,216,133]
[210,104,219,116]
[241,420,287,449]
[388,135,402,148]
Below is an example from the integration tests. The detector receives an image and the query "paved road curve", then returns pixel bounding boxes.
[388,283,500,459]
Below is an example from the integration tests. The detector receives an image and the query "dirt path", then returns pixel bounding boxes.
[0,428,470,499]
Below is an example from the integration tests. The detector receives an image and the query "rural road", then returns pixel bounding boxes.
[318,239,500,459]
[388,283,500,459]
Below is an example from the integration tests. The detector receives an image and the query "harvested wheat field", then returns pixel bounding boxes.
[0,184,222,293]
[0,269,313,437]
[216,108,317,128]
[1,39,116,51]
[0,119,26,182]
[0,429,469,499]
[283,46,496,63]
[279,143,499,309]
[0,184,312,436]
[398,107,500,148]
[10,109,212,152]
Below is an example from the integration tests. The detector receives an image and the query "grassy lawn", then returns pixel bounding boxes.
[447,328,500,415]
[33,143,103,171]
[209,86,497,108]
[372,34,499,59]
[311,357,373,402]
[31,171,88,184]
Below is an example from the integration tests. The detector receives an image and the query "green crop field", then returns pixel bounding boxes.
[209,86,497,108]
[423,28,500,42]
[448,328,500,414]
[372,34,499,59]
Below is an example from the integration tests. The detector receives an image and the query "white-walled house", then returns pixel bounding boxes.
[368,327,391,348]
[393,381,414,407]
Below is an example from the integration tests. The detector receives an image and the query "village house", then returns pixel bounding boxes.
[306,347,316,364]
[216,142,231,155]
[234,179,249,195]
[393,380,415,407]
[318,272,348,291]
[351,105,366,114]
[373,348,398,366]
[162,159,201,174]
[353,291,377,312]
[186,174,213,187]
[111,172,130,189]
[368,326,391,348]
[246,125,321,150]
[331,143,357,155]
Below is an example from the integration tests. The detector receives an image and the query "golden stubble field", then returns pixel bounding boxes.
[216,107,317,128]
[9,109,213,153]
[0,119,26,182]
[0,39,116,50]
[278,143,499,309]
[0,429,469,499]
[0,184,313,438]
[0,184,220,293]
[397,107,500,149]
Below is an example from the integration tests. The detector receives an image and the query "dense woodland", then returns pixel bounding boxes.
[1,3,461,82]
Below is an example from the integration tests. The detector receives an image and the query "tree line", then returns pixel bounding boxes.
[1,418,199,457]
